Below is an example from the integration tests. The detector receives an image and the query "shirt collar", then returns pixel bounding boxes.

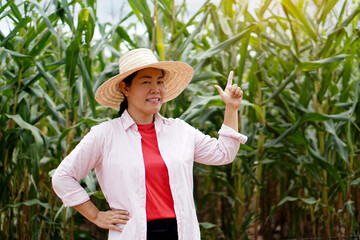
[154,112,171,126]
[121,110,136,131]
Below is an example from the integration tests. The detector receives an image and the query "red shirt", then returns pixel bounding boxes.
[137,123,176,221]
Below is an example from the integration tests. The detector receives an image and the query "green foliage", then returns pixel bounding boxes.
[0,0,359,239]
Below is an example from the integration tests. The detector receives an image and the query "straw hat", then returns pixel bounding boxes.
[95,48,194,109]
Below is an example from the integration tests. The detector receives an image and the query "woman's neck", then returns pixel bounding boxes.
[127,109,155,124]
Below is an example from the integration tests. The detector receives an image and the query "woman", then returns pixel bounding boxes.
[52,48,247,240]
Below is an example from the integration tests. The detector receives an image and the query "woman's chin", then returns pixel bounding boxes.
[146,102,162,111]
[142,106,162,116]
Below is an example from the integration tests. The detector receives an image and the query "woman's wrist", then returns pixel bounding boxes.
[225,104,240,111]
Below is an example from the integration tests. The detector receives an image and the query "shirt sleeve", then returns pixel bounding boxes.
[193,124,248,165]
[52,126,102,207]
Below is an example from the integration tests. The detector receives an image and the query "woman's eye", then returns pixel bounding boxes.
[142,81,150,84]
[157,80,164,84]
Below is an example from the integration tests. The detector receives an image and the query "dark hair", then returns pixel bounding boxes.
[118,71,138,117]
[117,69,166,117]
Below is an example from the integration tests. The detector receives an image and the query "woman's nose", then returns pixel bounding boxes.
[150,83,160,93]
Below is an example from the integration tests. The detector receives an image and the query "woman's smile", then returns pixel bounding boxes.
[146,96,161,103]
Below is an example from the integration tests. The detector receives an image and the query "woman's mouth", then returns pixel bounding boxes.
[146,97,161,103]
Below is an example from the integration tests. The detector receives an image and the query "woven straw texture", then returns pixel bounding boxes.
[95,48,194,109]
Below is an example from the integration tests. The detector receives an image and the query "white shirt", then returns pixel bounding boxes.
[52,110,248,239]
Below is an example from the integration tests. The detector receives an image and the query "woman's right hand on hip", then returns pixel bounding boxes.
[93,209,131,232]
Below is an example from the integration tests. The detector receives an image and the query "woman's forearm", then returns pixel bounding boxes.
[73,200,100,223]
[223,105,239,132]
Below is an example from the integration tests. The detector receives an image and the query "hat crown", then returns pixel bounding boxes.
[119,48,159,74]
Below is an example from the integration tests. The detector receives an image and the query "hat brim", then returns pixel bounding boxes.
[95,61,194,110]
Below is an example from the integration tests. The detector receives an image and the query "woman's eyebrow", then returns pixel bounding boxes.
[139,75,164,79]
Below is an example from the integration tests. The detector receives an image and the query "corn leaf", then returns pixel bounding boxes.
[299,54,350,71]
[6,114,43,144]
[281,0,317,40]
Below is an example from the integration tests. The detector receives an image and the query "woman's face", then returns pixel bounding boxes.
[121,68,166,123]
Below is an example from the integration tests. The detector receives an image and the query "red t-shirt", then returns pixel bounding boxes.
[137,123,176,221]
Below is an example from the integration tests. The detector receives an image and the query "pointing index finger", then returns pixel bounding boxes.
[227,71,233,86]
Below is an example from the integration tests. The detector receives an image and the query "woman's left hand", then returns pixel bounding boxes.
[214,71,243,109]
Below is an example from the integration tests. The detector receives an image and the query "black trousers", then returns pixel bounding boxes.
[147,218,178,240]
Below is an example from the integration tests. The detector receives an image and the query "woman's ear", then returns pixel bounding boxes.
[119,82,129,97]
